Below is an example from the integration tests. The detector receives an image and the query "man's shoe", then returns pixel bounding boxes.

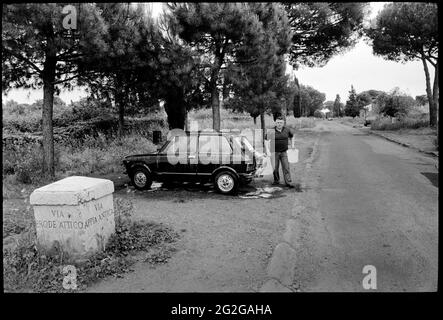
[285,183,295,188]
[272,181,280,185]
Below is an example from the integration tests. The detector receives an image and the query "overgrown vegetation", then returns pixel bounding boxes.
[370,115,429,131]
[3,198,180,293]
[2,98,163,187]
[188,108,317,131]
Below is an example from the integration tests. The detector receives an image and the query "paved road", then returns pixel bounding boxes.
[292,121,438,291]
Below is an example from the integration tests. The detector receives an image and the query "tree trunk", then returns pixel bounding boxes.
[117,99,125,138]
[260,111,266,148]
[298,97,301,118]
[184,110,189,131]
[42,54,56,177]
[432,61,439,145]
[210,50,223,132]
[164,87,186,130]
[422,57,436,127]
[210,76,221,132]
[222,79,230,100]
[115,77,125,138]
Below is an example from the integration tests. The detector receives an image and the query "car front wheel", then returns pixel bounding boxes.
[214,171,238,195]
[131,167,153,190]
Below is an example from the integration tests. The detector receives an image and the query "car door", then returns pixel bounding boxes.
[197,134,232,176]
[157,134,197,180]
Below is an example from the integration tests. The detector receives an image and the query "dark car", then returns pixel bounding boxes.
[364,116,377,126]
[122,131,261,195]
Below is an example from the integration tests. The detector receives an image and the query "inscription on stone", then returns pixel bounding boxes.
[30,176,116,258]
[35,208,114,230]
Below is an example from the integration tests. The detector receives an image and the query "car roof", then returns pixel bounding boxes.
[180,130,242,137]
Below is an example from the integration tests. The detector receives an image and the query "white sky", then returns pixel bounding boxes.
[294,2,434,102]
[2,2,434,105]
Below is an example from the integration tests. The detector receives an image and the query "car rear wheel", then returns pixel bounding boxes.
[131,167,152,190]
[214,171,238,195]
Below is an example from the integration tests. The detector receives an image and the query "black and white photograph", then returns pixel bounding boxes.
[2,1,439,300]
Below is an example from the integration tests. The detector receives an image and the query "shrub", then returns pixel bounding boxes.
[2,115,42,132]
[287,117,316,129]
[370,116,429,130]
[57,134,156,176]
[375,89,416,118]
[2,142,43,184]
[313,110,323,118]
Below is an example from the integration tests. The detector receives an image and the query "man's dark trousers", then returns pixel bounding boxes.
[271,151,292,184]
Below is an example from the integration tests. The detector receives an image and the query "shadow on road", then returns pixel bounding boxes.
[421,172,438,187]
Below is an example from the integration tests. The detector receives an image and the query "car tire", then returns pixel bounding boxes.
[131,167,153,190]
[214,171,239,195]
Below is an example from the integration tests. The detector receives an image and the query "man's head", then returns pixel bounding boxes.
[275,116,284,130]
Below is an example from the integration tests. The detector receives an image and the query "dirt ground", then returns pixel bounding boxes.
[85,130,319,292]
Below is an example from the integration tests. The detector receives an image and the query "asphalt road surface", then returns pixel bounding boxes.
[291,120,438,292]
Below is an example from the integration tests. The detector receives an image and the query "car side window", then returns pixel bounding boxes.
[166,135,189,154]
[189,135,197,154]
[198,135,232,154]
[198,135,232,165]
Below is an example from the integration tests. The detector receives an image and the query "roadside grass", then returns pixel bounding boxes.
[3,197,180,293]
[2,134,157,199]
[371,115,429,130]
[340,116,365,125]
[57,134,157,176]
[188,108,317,131]
[2,101,73,133]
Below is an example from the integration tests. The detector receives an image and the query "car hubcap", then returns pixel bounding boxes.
[134,172,147,187]
[217,174,234,192]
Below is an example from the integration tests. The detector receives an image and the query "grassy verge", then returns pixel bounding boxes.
[370,117,429,130]
[3,197,180,293]
[188,108,317,131]
[2,134,157,198]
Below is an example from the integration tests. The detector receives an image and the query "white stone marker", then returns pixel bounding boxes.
[30,176,115,258]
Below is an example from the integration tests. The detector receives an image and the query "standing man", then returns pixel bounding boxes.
[264,115,295,188]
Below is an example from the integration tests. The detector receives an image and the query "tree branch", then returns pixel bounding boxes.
[53,73,81,85]
[2,47,43,74]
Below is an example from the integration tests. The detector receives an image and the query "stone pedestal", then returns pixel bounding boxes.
[30,176,115,258]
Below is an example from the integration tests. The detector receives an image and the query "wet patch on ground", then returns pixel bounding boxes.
[118,179,303,201]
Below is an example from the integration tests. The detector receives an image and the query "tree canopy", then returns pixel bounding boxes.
[168,3,267,131]
[365,2,438,126]
[283,2,367,68]
[224,3,292,127]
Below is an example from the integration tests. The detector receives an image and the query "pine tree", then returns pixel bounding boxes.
[345,86,360,117]
[333,94,342,117]
[168,3,266,131]
[2,3,108,176]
